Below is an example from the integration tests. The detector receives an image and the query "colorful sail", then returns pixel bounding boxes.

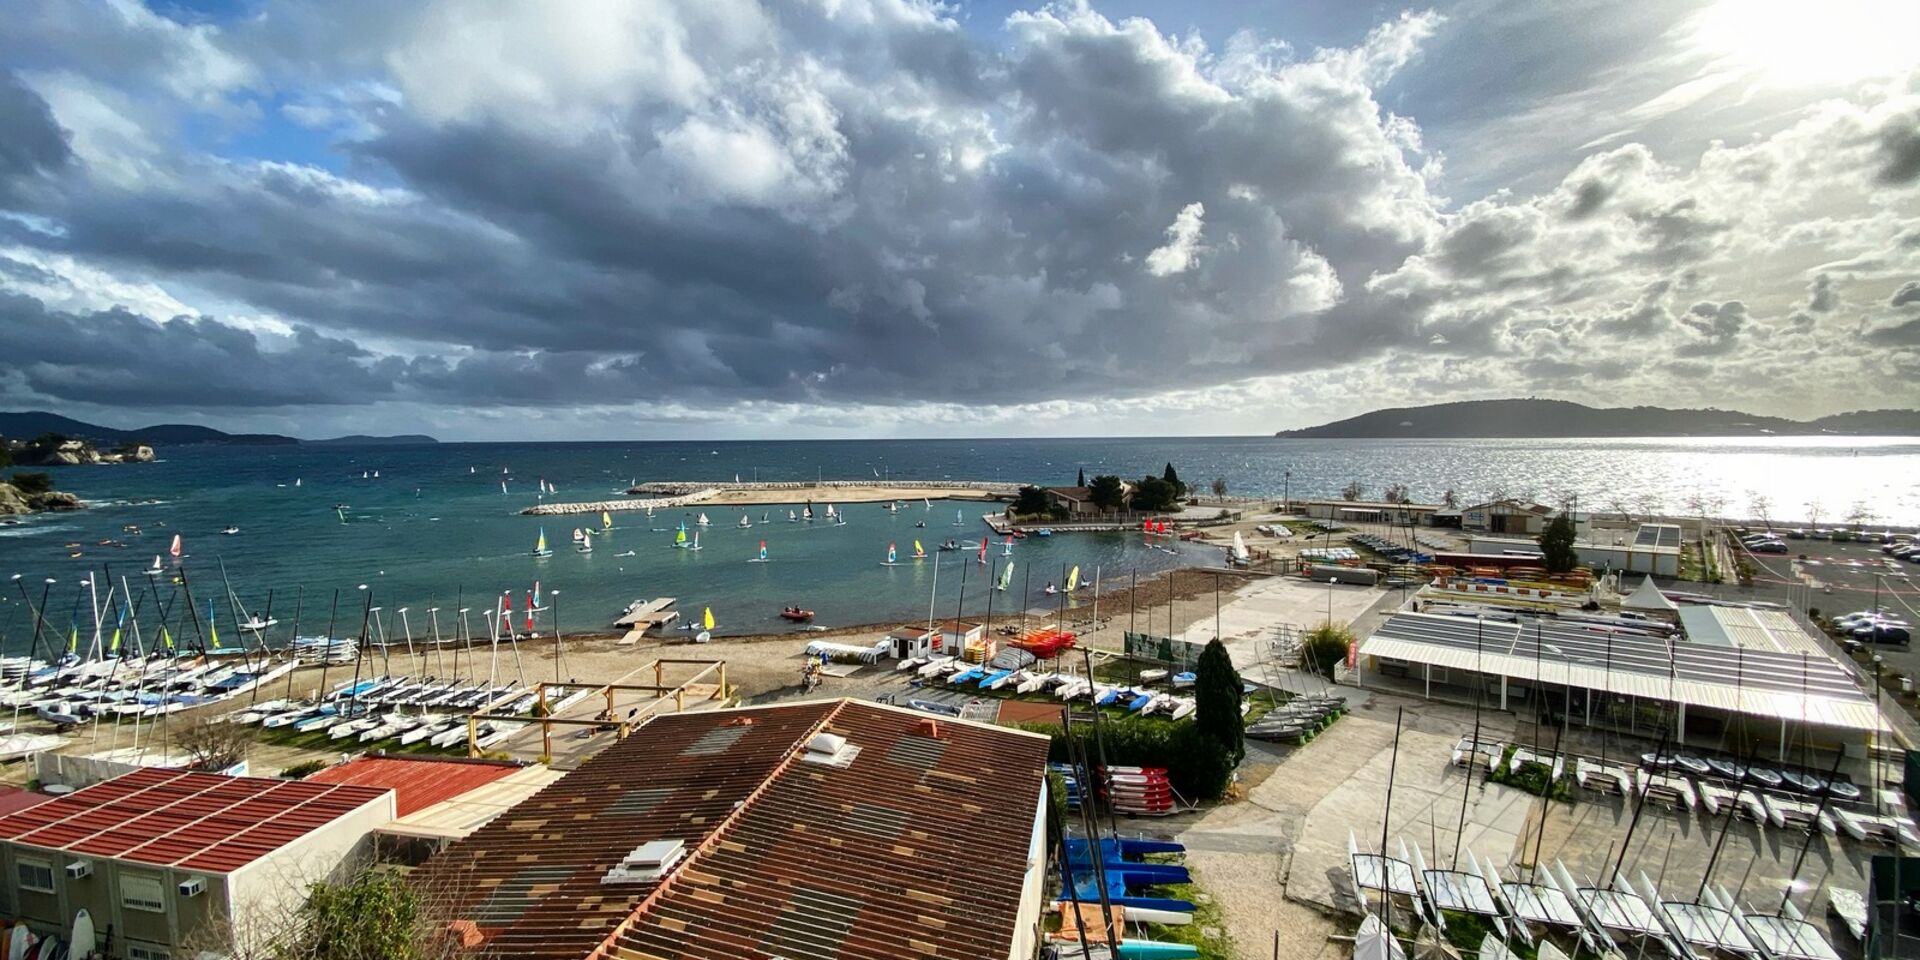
[703,607,715,630]
[170,533,183,558]
[676,527,687,545]
[208,599,221,649]
[999,560,1014,590]
[913,539,925,558]
[758,540,768,561]
[533,581,543,608]
[525,591,534,631]
[1067,566,1080,593]
[978,538,987,563]
[535,528,549,553]
[887,543,897,563]
[602,511,614,530]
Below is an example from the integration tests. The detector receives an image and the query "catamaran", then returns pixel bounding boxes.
[532,528,553,558]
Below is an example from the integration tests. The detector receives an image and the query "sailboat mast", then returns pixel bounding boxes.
[1453,616,1484,867]
[282,587,304,703]
[1380,705,1404,930]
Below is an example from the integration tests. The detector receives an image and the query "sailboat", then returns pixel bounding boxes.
[362,470,369,479]
[572,527,585,543]
[881,543,903,567]
[674,526,689,549]
[749,540,771,563]
[532,528,552,558]
[923,498,931,510]
[1067,565,1081,593]
[1002,537,1014,557]
[953,509,965,526]
[169,533,184,560]
[470,466,476,474]
[146,554,163,575]
[803,502,814,521]
[689,531,702,552]
[696,513,710,527]
[372,470,380,478]
[500,479,508,495]
[977,538,988,564]
[689,606,715,642]
[912,539,927,559]
[788,509,798,522]
[578,530,593,554]
[761,511,769,523]
[997,560,1014,591]
[1229,531,1251,566]
[602,511,613,531]
[739,514,752,528]
[825,504,837,519]
[294,477,301,487]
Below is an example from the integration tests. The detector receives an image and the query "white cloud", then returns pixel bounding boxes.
[1144,202,1206,276]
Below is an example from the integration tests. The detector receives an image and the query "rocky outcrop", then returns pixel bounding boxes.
[0,483,82,516]
[10,439,154,465]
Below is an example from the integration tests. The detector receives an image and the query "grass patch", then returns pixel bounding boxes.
[1143,881,1233,960]
[1441,910,1537,960]
[1486,746,1575,802]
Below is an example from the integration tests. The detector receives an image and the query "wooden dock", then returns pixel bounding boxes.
[615,598,680,643]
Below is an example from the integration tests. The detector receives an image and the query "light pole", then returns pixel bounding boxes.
[1283,470,1291,512]
[1326,576,1337,627]
[551,589,563,684]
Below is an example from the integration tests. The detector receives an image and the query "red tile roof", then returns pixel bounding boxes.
[0,768,392,874]
[0,785,50,819]
[414,699,1051,960]
[307,755,525,818]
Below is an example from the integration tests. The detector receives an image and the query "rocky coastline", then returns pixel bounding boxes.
[0,481,82,516]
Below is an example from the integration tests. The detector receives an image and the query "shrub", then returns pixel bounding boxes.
[279,759,329,780]
[1302,622,1353,678]
[10,471,54,495]
[1195,638,1244,763]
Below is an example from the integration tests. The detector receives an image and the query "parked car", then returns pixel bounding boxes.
[1749,540,1789,554]
[1860,624,1913,645]
[1882,539,1914,554]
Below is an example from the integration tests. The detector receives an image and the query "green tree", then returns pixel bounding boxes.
[1194,637,1244,764]
[1131,476,1178,512]
[0,445,11,469]
[286,870,423,960]
[1539,513,1578,573]
[1302,623,1353,678]
[9,472,54,495]
[1209,477,1228,497]
[1088,474,1126,513]
[1162,462,1185,498]
[1012,485,1054,517]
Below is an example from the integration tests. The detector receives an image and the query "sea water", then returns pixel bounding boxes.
[0,435,1913,651]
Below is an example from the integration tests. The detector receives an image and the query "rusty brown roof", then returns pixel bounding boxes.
[414,699,1050,960]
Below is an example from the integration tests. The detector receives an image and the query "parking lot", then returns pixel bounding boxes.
[1733,529,1920,670]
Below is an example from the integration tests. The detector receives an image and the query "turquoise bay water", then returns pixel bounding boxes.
[1,436,1915,652]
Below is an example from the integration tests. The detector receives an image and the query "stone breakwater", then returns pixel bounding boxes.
[520,480,1022,516]
[522,488,720,516]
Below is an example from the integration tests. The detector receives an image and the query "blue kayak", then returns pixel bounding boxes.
[978,669,1013,688]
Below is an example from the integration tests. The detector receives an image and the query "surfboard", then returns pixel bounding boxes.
[70,910,94,960]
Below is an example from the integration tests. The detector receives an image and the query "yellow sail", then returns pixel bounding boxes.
[703,607,715,630]
[1067,566,1080,592]
[68,625,78,653]
[913,539,924,556]
[602,511,613,530]
[536,529,548,552]
[676,528,687,544]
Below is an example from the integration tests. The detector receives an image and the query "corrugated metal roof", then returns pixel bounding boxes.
[413,698,1051,960]
[0,786,50,819]
[384,766,568,841]
[0,768,392,873]
[1362,611,1884,732]
[308,755,525,817]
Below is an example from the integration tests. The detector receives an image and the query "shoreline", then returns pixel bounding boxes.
[523,481,1014,516]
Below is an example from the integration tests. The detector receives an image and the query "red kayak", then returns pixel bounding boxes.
[780,609,815,622]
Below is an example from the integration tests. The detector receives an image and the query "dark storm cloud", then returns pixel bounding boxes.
[1876,111,1920,186]
[1892,280,1920,307]
[0,293,403,407]
[0,70,70,201]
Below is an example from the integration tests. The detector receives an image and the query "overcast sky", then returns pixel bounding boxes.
[1,0,1917,440]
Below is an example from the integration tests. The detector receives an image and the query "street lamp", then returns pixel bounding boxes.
[1326,576,1338,627]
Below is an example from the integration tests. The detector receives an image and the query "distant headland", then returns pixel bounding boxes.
[1275,398,1920,439]
[0,411,438,448]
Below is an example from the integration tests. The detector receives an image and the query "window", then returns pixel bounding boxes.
[16,858,53,893]
[127,943,170,960]
[121,874,167,913]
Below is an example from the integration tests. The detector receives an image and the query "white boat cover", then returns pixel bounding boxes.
[1422,870,1502,917]
[1578,888,1664,935]
[1352,854,1420,896]
[1742,914,1841,960]
[1355,916,1407,960]
[1501,883,1585,928]
[1659,901,1755,954]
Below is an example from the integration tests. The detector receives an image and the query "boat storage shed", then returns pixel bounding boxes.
[306,754,568,859]
[0,768,394,958]
[414,698,1053,960]
[1359,607,1882,755]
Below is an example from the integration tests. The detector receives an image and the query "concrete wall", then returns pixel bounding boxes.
[1006,780,1049,960]
[226,791,396,954]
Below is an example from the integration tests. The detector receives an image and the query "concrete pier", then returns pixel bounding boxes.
[521,479,1019,516]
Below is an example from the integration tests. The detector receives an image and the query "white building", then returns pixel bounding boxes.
[0,768,394,957]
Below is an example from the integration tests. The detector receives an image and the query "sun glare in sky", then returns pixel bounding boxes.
[1690,0,1920,88]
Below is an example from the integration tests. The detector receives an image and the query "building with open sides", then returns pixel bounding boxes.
[0,768,394,959]
[1359,594,1886,761]
[412,698,1052,960]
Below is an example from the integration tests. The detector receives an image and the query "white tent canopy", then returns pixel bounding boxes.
[1622,576,1678,613]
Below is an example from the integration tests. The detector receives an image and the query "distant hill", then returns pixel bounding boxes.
[0,411,436,446]
[1275,399,1920,438]
[307,434,440,446]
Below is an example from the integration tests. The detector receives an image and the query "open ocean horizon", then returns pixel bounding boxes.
[2,435,1915,654]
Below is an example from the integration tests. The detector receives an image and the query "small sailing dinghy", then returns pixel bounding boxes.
[221,526,240,535]
[912,539,927,559]
[578,529,593,553]
[739,514,752,528]
[169,533,184,559]
[696,512,710,527]
[532,528,553,558]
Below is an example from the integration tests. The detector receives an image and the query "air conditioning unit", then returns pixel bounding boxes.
[65,860,92,880]
[177,877,206,898]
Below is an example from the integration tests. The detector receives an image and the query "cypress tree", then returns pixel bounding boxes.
[1163,462,1183,497]
[1194,637,1244,763]
[1077,467,1086,487]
